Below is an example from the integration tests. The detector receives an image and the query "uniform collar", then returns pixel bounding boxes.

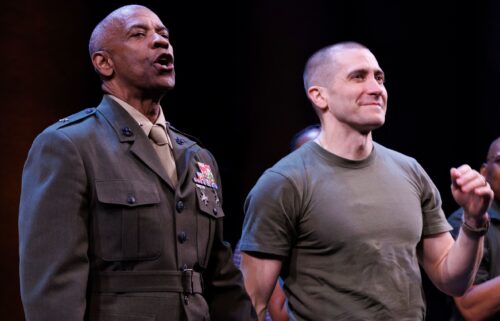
[107,95,173,150]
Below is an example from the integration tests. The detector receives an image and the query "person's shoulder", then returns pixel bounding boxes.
[270,145,309,173]
[257,145,315,187]
[375,142,442,186]
[247,145,319,202]
[43,107,97,133]
[28,107,99,152]
[168,124,203,148]
[375,142,417,164]
[168,125,220,168]
[374,142,427,175]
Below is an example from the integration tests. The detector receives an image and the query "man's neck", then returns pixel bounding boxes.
[103,85,164,123]
[316,122,373,160]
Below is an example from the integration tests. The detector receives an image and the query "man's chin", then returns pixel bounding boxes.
[358,120,385,134]
[157,79,176,91]
[164,82,175,91]
[158,71,175,89]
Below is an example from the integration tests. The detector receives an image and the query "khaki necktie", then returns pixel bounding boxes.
[149,125,178,186]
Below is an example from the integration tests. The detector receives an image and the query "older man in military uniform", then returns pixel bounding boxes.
[19,5,256,321]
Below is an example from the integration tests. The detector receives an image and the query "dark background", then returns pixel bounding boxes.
[1,0,499,319]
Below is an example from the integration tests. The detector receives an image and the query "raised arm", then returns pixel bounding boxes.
[420,165,492,296]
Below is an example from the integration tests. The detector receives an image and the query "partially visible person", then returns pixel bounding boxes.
[289,124,320,150]
[18,5,256,321]
[448,137,500,321]
[240,41,493,321]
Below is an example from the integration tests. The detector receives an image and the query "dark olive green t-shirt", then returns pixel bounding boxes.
[241,141,452,321]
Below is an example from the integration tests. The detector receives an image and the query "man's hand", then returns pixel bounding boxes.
[450,165,493,223]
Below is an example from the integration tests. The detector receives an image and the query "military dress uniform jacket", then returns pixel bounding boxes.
[19,96,256,321]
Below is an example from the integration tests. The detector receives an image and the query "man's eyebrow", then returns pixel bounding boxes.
[156,26,169,33]
[347,68,384,75]
[347,69,368,76]
[127,24,169,33]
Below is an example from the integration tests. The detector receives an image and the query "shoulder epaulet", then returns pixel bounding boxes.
[169,125,205,147]
[53,107,97,129]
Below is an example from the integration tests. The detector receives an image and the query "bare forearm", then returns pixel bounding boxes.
[454,277,500,321]
[431,166,493,296]
[241,253,281,321]
[440,229,484,295]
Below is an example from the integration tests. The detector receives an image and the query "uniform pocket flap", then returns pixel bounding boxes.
[194,184,224,218]
[96,180,160,207]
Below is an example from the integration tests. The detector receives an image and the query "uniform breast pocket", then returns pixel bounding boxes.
[194,184,225,267]
[94,180,163,261]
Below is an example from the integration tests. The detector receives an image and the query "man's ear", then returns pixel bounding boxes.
[91,51,114,77]
[307,86,328,110]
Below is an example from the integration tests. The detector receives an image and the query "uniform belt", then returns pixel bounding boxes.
[93,270,203,294]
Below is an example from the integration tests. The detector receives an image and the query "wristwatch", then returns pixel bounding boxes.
[461,214,490,237]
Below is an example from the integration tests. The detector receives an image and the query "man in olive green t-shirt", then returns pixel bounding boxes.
[240,42,493,321]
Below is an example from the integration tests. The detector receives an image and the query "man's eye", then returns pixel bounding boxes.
[133,32,145,38]
[375,75,385,83]
[160,34,169,39]
[352,74,365,81]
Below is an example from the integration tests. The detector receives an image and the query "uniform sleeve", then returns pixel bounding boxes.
[19,130,89,321]
[199,151,257,321]
[240,169,299,257]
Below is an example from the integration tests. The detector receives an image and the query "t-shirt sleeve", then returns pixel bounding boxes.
[417,163,453,236]
[240,170,299,257]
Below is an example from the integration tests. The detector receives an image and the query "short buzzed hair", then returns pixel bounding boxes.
[88,4,149,57]
[302,41,367,92]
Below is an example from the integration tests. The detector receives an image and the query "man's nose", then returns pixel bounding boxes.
[153,34,170,48]
[366,77,384,94]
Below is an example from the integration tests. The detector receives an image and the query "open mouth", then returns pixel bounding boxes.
[154,53,174,72]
